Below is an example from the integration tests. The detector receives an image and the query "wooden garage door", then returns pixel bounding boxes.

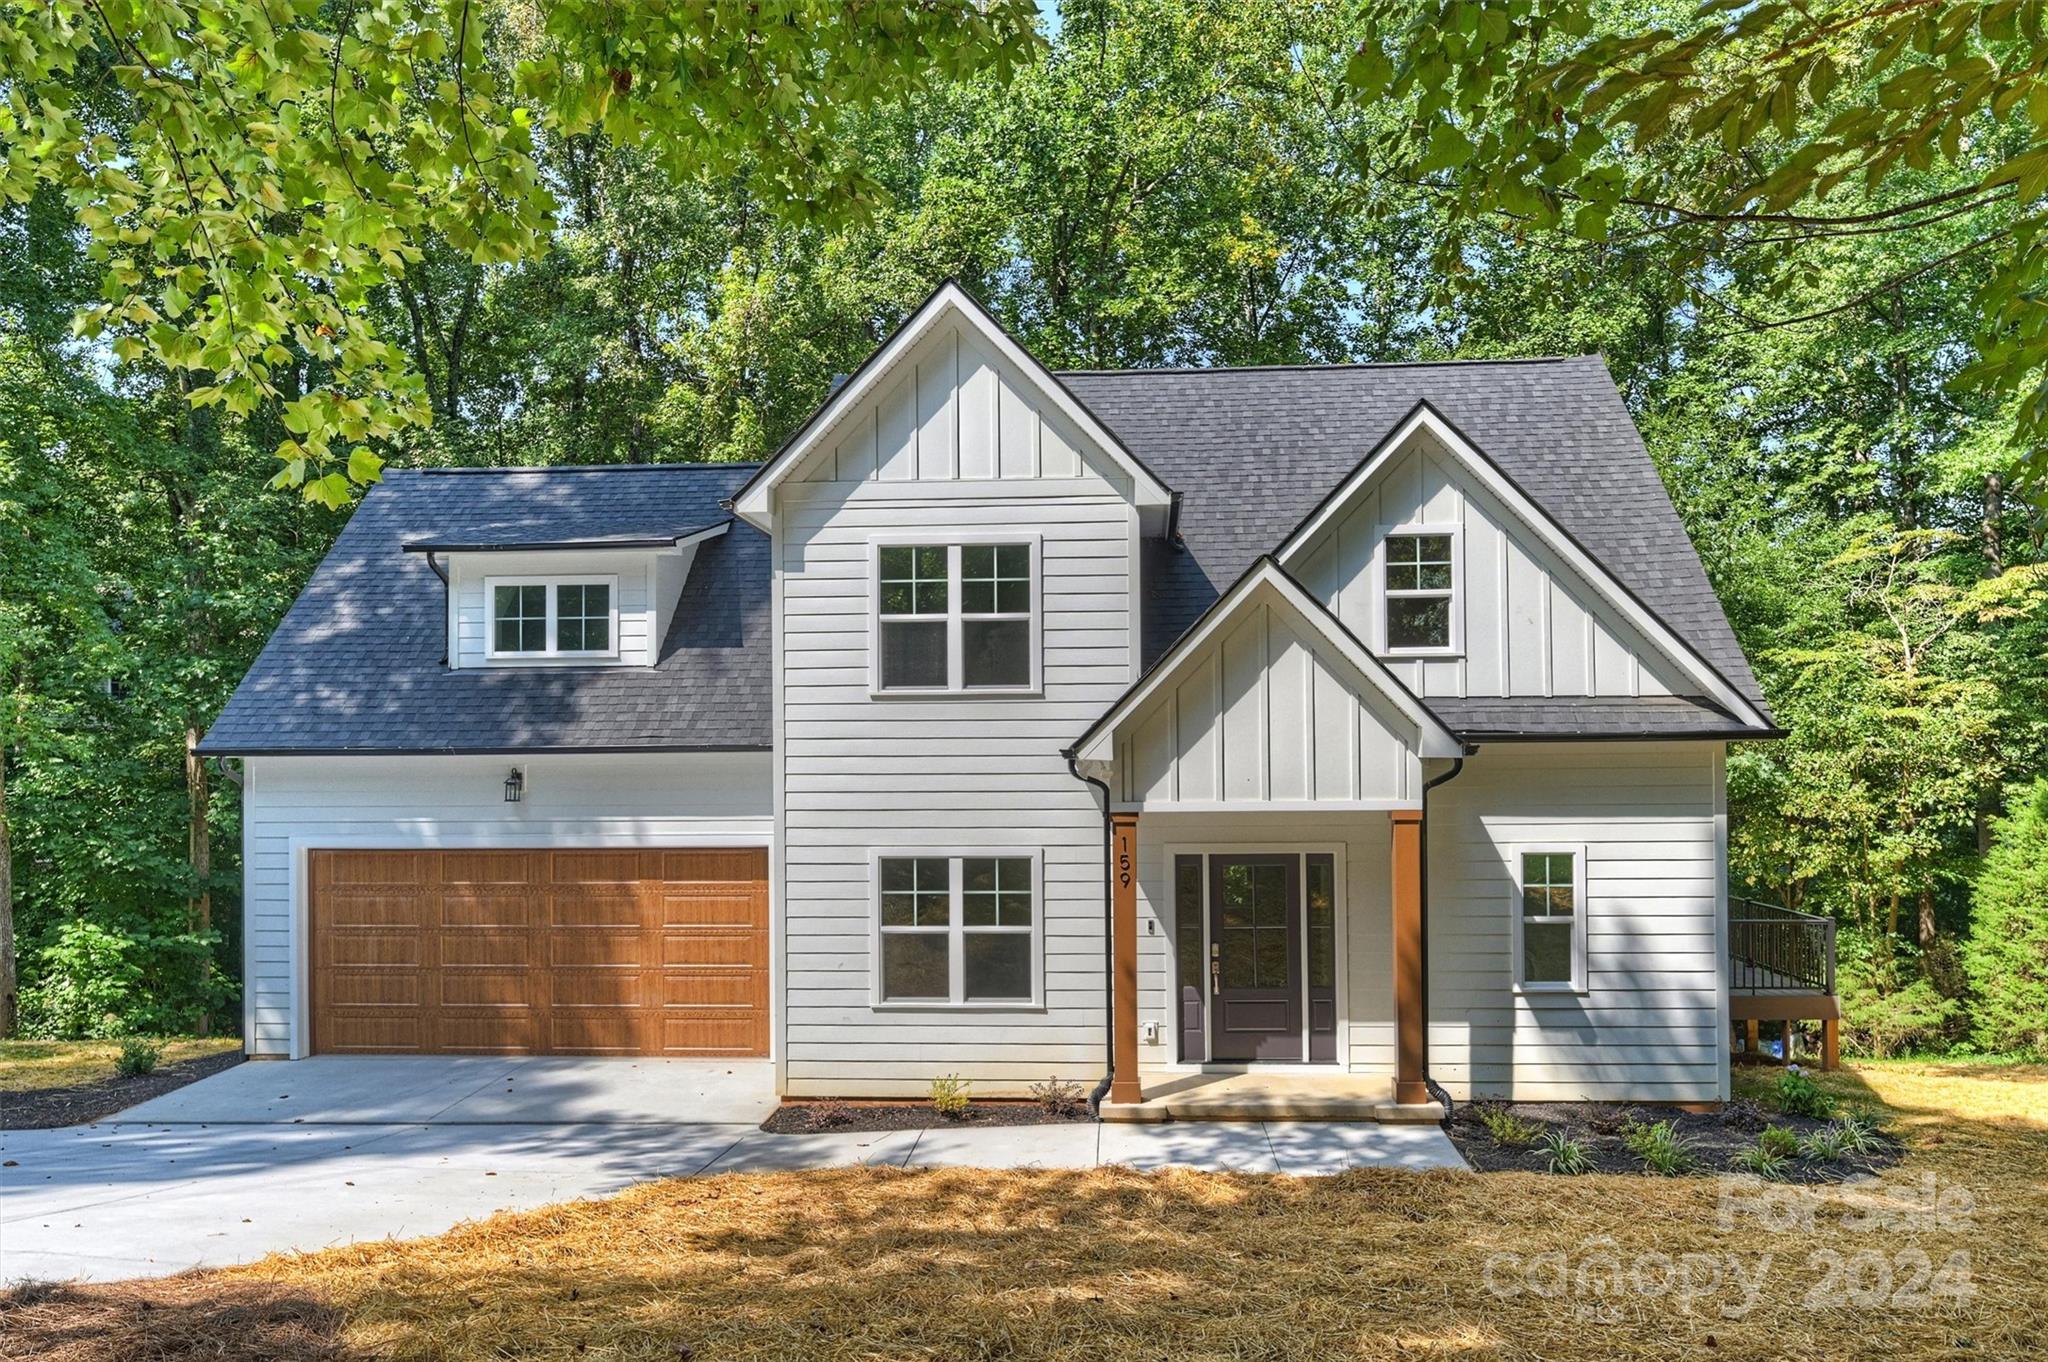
[309,849,768,1056]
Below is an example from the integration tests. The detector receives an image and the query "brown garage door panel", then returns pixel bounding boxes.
[311,848,768,1057]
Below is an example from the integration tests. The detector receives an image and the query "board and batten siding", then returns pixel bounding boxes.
[1114,595,1422,808]
[775,322,1137,1098]
[239,752,772,1057]
[446,548,679,668]
[1426,741,1729,1103]
[1292,434,1696,701]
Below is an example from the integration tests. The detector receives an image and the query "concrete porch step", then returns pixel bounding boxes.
[1100,1071,1447,1124]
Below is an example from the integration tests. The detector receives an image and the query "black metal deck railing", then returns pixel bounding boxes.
[1729,897,1836,994]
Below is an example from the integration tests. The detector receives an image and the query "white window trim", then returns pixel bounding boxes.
[483,574,621,661]
[1377,523,1463,658]
[867,535,1043,697]
[1510,842,1589,995]
[869,848,1045,1010]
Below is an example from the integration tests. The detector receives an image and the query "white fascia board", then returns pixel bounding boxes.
[729,282,1173,531]
[1071,558,1463,764]
[1274,403,1770,731]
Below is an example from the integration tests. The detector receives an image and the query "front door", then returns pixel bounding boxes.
[1208,854,1302,1061]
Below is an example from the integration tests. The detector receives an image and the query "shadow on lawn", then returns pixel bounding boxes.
[0,1277,361,1361]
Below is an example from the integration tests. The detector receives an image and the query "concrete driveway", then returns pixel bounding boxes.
[0,1057,1464,1284]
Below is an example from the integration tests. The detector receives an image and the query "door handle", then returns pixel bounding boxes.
[1210,945,1220,993]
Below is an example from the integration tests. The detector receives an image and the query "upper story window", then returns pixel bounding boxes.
[874,540,1038,694]
[1383,530,1457,652]
[1514,847,1587,992]
[486,576,618,660]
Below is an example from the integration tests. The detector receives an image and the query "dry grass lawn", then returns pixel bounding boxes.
[0,1037,240,1091]
[4,1061,2043,1361]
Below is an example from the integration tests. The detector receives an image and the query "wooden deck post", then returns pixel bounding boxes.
[1109,812,1143,1105]
[1744,1019,1760,1054]
[1390,809,1427,1106]
[1821,1017,1840,1071]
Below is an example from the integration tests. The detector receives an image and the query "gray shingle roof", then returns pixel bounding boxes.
[1059,357,1771,731]
[1422,696,1749,740]
[198,464,770,754]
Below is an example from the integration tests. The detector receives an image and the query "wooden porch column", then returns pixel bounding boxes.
[1390,808,1428,1106]
[1109,812,1143,1105]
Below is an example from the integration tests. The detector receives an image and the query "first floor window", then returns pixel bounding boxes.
[1516,848,1585,989]
[487,578,616,658]
[878,853,1038,1004]
[1383,531,1455,651]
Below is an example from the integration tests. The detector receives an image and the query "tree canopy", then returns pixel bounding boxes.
[1,0,2043,1054]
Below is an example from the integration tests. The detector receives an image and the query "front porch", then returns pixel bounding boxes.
[1100,1070,1446,1123]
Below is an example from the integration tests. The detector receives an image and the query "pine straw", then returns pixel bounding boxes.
[6,1062,2043,1362]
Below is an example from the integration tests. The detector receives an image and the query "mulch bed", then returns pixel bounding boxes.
[1,1050,244,1131]
[762,1100,1092,1134]
[1446,1097,1904,1182]
[0,1277,359,1362]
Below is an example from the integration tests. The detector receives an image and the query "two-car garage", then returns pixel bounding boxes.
[308,847,769,1057]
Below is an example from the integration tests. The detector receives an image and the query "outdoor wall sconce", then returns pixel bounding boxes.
[504,767,524,803]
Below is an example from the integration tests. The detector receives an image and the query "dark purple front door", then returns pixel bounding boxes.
[1208,855,1302,1061]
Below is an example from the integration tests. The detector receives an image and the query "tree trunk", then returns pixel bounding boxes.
[1982,471,2005,576]
[1917,885,1936,951]
[0,744,16,1038]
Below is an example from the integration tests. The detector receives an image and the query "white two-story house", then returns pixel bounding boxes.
[201,282,1806,1115]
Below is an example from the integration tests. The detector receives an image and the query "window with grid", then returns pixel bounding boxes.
[874,541,1036,692]
[1384,533,1455,650]
[877,854,1038,1004]
[1518,850,1582,988]
[493,584,548,654]
[487,578,617,659]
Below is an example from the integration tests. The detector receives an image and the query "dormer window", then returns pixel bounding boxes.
[485,576,618,659]
[1382,530,1458,653]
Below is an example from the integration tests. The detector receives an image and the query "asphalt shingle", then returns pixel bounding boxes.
[1059,357,1771,730]
[198,464,770,754]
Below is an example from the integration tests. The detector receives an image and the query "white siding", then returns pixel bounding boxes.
[1426,741,1727,1103]
[1294,437,1694,700]
[1113,597,1422,807]
[797,323,1121,492]
[446,549,666,668]
[776,347,1137,1097]
[239,752,772,1057]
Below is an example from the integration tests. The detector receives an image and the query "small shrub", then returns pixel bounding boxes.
[115,1036,164,1077]
[1774,1066,1836,1118]
[1473,1102,1542,1148]
[1537,1129,1592,1175]
[1028,1076,1085,1117]
[1834,1112,1888,1152]
[1757,1125,1802,1159]
[928,1074,971,1119]
[1798,1123,1853,1162]
[1621,1118,1694,1175]
[1730,1142,1791,1181]
[802,1098,855,1132]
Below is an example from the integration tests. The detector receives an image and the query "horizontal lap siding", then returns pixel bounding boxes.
[241,753,773,1056]
[779,476,1134,1098]
[1426,742,1726,1102]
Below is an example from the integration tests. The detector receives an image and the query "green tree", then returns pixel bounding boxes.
[0,0,1040,501]
[1965,779,2048,1056]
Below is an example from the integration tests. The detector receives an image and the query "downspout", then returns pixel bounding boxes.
[1063,747,1116,1115]
[424,551,450,666]
[1419,755,1468,1125]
